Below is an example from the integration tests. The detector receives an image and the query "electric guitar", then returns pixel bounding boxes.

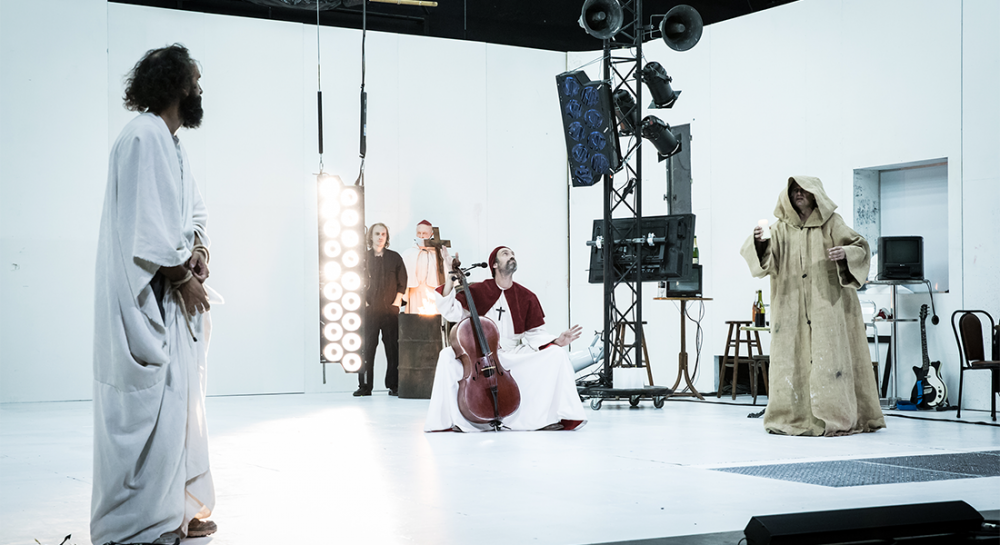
[910,304,947,408]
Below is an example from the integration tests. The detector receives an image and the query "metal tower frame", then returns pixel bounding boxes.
[594,0,664,398]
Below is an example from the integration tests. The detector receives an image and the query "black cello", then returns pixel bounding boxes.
[448,256,520,430]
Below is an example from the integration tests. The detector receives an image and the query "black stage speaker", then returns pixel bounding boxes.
[744,501,983,545]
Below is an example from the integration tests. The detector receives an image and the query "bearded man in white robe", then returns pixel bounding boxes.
[400,220,445,314]
[424,246,587,432]
[92,44,218,545]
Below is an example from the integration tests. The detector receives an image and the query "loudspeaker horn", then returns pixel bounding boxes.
[660,4,703,51]
[579,0,624,40]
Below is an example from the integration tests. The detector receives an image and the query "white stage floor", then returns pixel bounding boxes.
[2,392,998,545]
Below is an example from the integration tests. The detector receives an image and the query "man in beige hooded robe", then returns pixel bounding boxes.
[740,176,885,436]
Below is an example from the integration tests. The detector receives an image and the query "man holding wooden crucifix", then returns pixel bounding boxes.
[401,220,450,315]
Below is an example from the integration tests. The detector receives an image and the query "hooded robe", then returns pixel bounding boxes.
[740,176,885,436]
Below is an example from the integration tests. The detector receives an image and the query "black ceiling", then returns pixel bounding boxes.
[109,0,796,52]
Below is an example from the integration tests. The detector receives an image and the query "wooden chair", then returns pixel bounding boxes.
[951,310,1000,421]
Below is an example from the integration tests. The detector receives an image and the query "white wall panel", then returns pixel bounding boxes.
[0,0,107,402]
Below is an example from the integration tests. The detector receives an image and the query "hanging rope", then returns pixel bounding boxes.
[357,0,367,186]
[316,0,324,173]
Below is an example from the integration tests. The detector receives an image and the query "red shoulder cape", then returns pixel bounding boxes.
[437,278,546,334]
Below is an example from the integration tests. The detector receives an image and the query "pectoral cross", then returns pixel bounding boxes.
[424,227,451,286]
[496,306,506,321]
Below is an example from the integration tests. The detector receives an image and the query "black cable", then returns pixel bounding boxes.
[884,413,1000,427]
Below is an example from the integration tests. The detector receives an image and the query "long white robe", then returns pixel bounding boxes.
[92,113,215,544]
[424,288,586,432]
[400,243,443,314]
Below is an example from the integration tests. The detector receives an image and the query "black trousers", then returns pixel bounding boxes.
[361,310,399,390]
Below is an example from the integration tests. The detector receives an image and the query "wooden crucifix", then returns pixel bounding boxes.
[423,226,451,286]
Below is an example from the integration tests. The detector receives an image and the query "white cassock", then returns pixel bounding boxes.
[91,113,215,544]
[424,287,586,432]
[401,243,443,314]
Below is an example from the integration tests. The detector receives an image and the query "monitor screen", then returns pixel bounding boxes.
[588,214,696,284]
[884,238,920,264]
[878,236,923,280]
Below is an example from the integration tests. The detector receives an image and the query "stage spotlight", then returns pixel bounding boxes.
[342,231,360,248]
[323,240,342,259]
[323,322,344,342]
[642,62,681,108]
[641,116,682,161]
[343,313,362,332]
[317,172,366,373]
[323,343,344,362]
[342,292,362,311]
[612,89,640,136]
[343,333,362,351]
[322,281,343,301]
[343,271,362,291]
[323,261,342,281]
[556,70,621,187]
[660,4,703,52]
[578,0,623,40]
[342,353,363,372]
[323,302,344,322]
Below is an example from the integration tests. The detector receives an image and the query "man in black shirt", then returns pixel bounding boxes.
[356,223,407,396]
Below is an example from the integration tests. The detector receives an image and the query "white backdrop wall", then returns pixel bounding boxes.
[1,0,108,403]
[568,0,999,410]
[0,0,569,402]
[2,0,996,408]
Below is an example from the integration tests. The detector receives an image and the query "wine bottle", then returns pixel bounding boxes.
[755,289,766,327]
[692,236,699,265]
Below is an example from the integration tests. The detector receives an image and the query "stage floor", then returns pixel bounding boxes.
[2,392,998,545]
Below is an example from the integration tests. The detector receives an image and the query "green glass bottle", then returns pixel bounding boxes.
[692,236,699,264]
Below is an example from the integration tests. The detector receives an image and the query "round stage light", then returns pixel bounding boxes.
[342,250,359,268]
[343,332,362,351]
[342,353,362,372]
[318,176,342,200]
[323,342,344,362]
[322,220,341,238]
[341,209,360,227]
[323,240,342,259]
[323,322,344,342]
[342,230,360,248]
[343,312,361,331]
[342,292,362,311]
[323,261,342,281]
[561,76,581,98]
[341,188,359,206]
[342,272,362,291]
[322,281,343,301]
[322,302,344,322]
[320,200,340,219]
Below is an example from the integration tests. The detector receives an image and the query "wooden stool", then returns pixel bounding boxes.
[750,355,770,404]
[718,321,764,399]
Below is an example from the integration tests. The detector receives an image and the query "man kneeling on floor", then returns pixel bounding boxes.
[424,246,587,432]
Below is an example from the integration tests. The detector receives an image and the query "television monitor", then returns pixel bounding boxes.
[588,214,696,284]
[878,236,923,280]
[667,264,702,297]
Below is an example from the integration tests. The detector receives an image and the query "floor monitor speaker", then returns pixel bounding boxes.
[744,500,983,544]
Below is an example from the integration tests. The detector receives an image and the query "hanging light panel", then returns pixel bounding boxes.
[318,173,366,372]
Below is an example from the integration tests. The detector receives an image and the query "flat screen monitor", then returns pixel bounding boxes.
[588,214,696,284]
[878,236,923,280]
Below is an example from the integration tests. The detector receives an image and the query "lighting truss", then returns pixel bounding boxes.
[598,0,650,387]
